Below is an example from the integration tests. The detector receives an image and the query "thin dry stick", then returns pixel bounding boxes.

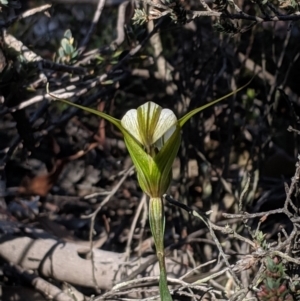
[164,195,244,287]
[229,0,243,13]
[0,90,54,167]
[110,1,129,50]
[1,4,52,27]
[1,81,84,115]
[281,51,300,89]
[113,275,159,290]
[194,148,232,194]
[188,10,300,22]
[251,263,266,289]
[222,208,285,219]
[110,18,163,73]
[198,0,211,11]
[83,191,110,199]
[222,76,237,179]
[267,28,292,102]
[84,165,135,289]
[148,20,173,81]
[203,219,243,288]
[209,222,256,248]
[96,276,160,300]
[124,193,147,258]
[0,95,48,115]
[8,264,76,301]
[272,250,300,265]
[284,160,300,213]
[179,259,217,280]
[168,277,222,296]
[191,267,229,284]
[111,275,221,297]
[137,194,148,255]
[238,173,251,212]
[78,0,106,54]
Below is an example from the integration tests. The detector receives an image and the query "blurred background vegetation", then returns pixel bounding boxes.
[1,0,300,300]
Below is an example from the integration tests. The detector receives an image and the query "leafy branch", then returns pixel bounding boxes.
[132,0,300,33]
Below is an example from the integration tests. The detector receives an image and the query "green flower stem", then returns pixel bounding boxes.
[149,197,172,301]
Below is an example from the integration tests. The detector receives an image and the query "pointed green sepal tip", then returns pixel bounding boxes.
[47,83,123,132]
[178,80,252,127]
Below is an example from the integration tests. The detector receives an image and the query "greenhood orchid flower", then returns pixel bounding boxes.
[48,82,249,301]
[120,101,181,198]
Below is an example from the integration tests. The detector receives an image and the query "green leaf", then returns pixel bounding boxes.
[266,277,275,290]
[246,88,255,100]
[61,38,70,53]
[65,43,74,55]
[59,41,75,57]
[132,9,148,25]
[64,29,73,40]
[101,80,114,85]
[58,48,64,58]
[159,269,173,301]
[96,55,104,63]
[266,257,275,271]
[111,50,123,58]
[71,50,79,59]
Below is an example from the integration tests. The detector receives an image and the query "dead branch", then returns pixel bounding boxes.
[6,264,79,301]
[0,234,189,289]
